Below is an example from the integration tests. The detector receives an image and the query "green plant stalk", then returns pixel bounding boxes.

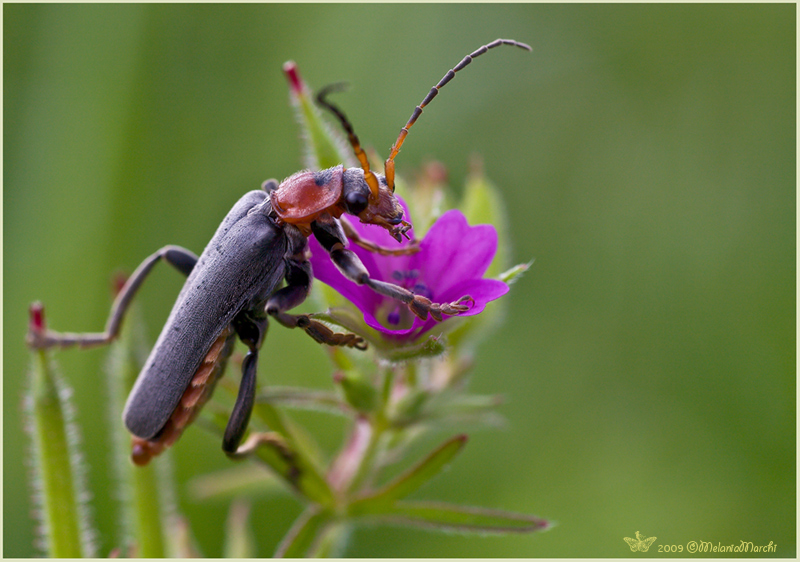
[27,348,93,557]
[107,304,171,557]
[343,367,395,495]
[306,520,351,557]
[129,464,168,557]
[224,499,256,558]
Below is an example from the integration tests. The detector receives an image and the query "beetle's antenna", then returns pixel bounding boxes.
[316,83,381,203]
[384,38,532,192]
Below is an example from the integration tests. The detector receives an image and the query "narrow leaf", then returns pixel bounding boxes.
[350,434,467,514]
[234,432,334,508]
[274,507,332,558]
[187,463,282,502]
[305,521,352,558]
[203,395,334,507]
[224,499,256,558]
[258,386,351,416]
[372,500,551,534]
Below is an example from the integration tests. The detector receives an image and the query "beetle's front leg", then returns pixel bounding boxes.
[340,216,420,256]
[329,244,473,322]
[266,260,366,350]
[27,245,198,350]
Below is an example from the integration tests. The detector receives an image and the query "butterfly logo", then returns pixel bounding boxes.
[623,531,657,552]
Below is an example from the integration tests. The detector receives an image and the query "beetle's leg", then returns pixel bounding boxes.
[266,260,367,350]
[312,216,471,321]
[328,244,473,322]
[339,216,420,256]
[223,310,268,455]
[27,245,198,350]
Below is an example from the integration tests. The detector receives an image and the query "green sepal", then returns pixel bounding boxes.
[284,61,353,171]
[460,156,511,279]
[499,261,533,285]
[404,161,456,238]
[336,371,379,413]
[380,334,447,362]
[389,388,430,427]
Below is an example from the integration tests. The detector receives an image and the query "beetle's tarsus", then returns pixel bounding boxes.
[276,312,367,350]
[409,294,474,321]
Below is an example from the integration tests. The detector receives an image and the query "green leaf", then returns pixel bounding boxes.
[274,507,333,558]
[422,392,506,428]
[370,500,551,534]
[24,306,96,558]
[305,521,352,558]
[258,386,351,417]
[350,434,467,515]
[187,463,283,502]
[209,388,333,505]
[231,431,334,508]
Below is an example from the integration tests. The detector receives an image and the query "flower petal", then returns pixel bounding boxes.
[407,278,509,337]
[417,211,498,294]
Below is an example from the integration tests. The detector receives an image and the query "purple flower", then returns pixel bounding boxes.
[308,199,509,341]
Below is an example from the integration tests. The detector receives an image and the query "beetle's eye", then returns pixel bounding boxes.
[345,191,368,215]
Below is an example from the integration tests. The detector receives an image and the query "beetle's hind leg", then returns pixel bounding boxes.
[266,260,367,350]
[223,310,268,455]
[27,245,198,350]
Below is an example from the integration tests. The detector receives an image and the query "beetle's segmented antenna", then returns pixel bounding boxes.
[384,38,532,192]
[316,83,381,203]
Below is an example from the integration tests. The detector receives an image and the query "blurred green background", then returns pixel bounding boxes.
[4,4,794,558]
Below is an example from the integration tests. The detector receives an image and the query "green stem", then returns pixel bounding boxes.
[28,349,93,557]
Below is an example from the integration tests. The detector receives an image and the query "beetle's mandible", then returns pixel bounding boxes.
[27,39,531,465]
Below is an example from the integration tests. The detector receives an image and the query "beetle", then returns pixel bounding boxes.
[27,39,531,465]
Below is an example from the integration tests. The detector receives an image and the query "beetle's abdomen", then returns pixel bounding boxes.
[131,325,237,466]
[271,165,344,223]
